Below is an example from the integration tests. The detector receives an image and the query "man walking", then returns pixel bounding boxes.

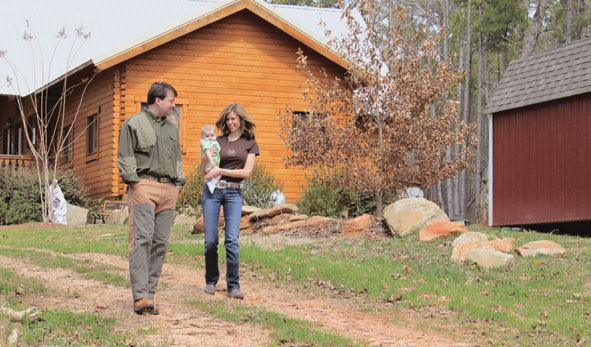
[117,81,185,315]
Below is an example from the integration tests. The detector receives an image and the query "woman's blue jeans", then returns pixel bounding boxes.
[201,186,243,291]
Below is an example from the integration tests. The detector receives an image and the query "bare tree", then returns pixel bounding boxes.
[522,0,550,57]
[566,0,573,42]
[280,1,476,217]
[1,23,95,222]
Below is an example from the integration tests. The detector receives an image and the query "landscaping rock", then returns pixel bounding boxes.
[267,213,293,226]
[515,240,567,257]
[192,210,224,234]
[262,220,307,235]
[241,205,260,216]
[66,203,88,226]
[452,232,488,247]
[486,238,515,253]
[106,206,129,225]
[383,198,449,236]
[240,215,252,230]
[289,215,308,222]
[467,248,515,269]
[419,221,467,242]
[249,203,298,222]
[174,212,197,226]
[342,214,374,235]
[451,241,490,264]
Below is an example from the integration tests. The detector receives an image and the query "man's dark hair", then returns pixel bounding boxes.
[147,82,177,105]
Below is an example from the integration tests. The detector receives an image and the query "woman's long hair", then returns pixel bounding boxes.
[216,103,256,140]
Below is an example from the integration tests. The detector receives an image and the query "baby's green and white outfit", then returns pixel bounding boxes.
[201,139,221,194]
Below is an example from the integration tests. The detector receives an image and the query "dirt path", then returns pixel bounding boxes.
[0,249,473,346]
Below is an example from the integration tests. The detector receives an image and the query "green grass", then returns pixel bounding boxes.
[186,299,360,346]
[0,267,133,346]
[1,223,590,345]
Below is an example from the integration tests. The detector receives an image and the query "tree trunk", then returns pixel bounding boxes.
[521,0,550,58]
[460,0,472,219]
[376,123,383,218]
[453,49,463,219]
[566,0,573,43]
[475,1,484,223]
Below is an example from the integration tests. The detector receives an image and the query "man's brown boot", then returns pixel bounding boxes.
[133,297,154,315]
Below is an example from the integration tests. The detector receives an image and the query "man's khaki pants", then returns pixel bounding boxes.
[128,178,179,301]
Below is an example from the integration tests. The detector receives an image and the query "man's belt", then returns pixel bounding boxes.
[216,180,243,189]
[139,175,173,183]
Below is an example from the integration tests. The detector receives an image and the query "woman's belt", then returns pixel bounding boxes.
[216,180,243,189]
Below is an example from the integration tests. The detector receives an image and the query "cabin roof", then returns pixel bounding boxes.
[486,37,591,114]
[0,0,348,96]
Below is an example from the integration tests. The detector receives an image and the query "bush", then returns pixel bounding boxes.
[176,163,281,215]
[242,163,281,209]
[0,168,90,225]
[176,169,204,218]
[297,172,392,218]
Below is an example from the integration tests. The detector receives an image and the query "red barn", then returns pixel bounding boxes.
[486,38,591,226]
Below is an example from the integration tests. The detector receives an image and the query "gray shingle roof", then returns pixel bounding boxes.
[486,37,591,114]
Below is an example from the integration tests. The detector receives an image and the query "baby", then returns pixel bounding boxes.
[200,124,222,194]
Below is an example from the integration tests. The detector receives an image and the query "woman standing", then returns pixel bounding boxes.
[200,103,259,299]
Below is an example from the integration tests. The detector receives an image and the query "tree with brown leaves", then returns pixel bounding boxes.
[280,0,476,217]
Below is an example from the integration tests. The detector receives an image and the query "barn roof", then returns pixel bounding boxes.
[0,0,348,96]
[486,37,591,114]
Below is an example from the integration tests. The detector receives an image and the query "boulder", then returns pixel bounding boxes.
[342,214,374,235]
[383,198,449,236]
[452,232,488,247]
[267,213,293,226]
[66,203,88,226]
[289,215,308,222]
[486,238,515,253]
[240,215,253,230]
[467,248,515,269]
[262,220,308,235]
[106,207,129,225]
[419,221,467,242]
[515,240,567,257]
[451,241,489,263]
[174,212,198,226]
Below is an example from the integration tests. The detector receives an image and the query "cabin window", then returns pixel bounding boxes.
[63,125,72,163]
[87,114,98,155]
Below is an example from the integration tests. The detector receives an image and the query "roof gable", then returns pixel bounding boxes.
[486,37,591,114]
[94,0,348,71]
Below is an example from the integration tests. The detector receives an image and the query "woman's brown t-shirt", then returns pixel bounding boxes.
[217,135,260,182]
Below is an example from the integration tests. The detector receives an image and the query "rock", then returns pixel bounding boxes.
[515,240,567,257]
[467,249,515,269]
[262,220,307,235]
[486,238,515,253]
[241,205,261,216]
[249,203,298,222]
[174,212,198,226]
[8,328,22,346]
[452,232,488,247]
[106,207,129,225]
[240,215,252,230]
[419,221,467,242]
[451,241,489,264]
[267,213,293,226]
[307,215,335,226]
[66,202,88,226]
[192,210,225,234]
[383,198,449,236]
[289,214,308,222]
[342,214,374,235]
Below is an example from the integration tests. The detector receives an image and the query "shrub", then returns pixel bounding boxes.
[242,163,281,209]
[297,171,394,218]
[0,168,90,225]
[176,163,281,215]
[176,168,204,218]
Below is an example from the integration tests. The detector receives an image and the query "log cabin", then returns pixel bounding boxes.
[0,0,349,202]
